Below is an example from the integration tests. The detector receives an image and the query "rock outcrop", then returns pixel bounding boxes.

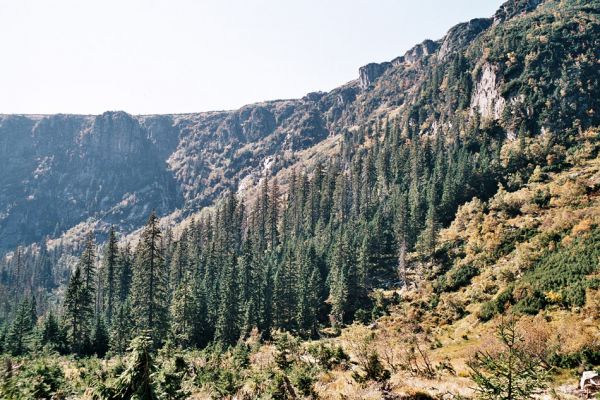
[359,62,392,89]
[0,0,560,253]
[404,40,438,64]
[470,63,506,120]
[438,18,492,61]
[494,0,544,24]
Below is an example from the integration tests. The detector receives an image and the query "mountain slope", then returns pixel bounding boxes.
[4,0,590,253]
[0,0,599,399]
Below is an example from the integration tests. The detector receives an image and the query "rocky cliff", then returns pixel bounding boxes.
[1,0,597,252]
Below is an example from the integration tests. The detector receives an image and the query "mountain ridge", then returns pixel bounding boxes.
[0,0,580,253]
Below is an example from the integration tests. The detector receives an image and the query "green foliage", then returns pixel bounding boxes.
[154,351,189,400]
[514,227,600,313]
[478,286,515,322]
[273,332,301,371]
[289,362,318,398]
[64,265,94,355]
[99,335,158,400]
[130,212,169,346]
[41,311,68,354]
[351,351,391,384]
[92,316,110,358]
[440,265,479,292]
[6,298,36,356]
[548,345,600,370]
[0,356,67,399]
[468,318,549,400]
[307,342,349,370]
[478,302,498,322]
[193,343,245,398]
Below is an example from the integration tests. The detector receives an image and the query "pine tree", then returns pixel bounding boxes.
[238,239,255,306]
[118,245,133,303]
[105,336,158,400]
[258,252,275,339]
[329,233,349,328]
[35,240,54,290]
[169,232,191,293]
[63,265,94,354]
[170,275,206,348]
[296,246,321,338]
[80,232,97,294]
[215,254,239,345]
[110,302,133,355]
[468,318,549,400]
[130,212,169,345]
[41,310,66,353]
[92,315,110,357]
[28,295,37,330]
[103,227,119,325]
[273,250,297,331]
[6,298,34,355]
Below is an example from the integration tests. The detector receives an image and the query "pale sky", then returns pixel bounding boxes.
[0,0,504,115]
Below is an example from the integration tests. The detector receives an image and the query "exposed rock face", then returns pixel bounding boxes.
[470,63,506,120]
[404,40,438,64]
[359,62,392,89]
[358,40,439,90]
[494,0,544,24]
[0,92,359,250]
[438,18,492,61]
[0,112,183,250]
[0,0,554,252]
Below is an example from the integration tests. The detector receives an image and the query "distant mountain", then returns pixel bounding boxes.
[1,0,598,253]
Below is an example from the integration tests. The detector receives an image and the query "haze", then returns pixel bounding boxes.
[0,0,503,115]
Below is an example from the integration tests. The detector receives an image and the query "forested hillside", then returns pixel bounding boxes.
[0,0,598,398]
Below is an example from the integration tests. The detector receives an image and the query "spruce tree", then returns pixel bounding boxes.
[92,315,110,357]
[118,245,133,303]
[80,232,97,294]
[273,250,297,331]
[110,301,133,355]
[6,298,34,355]
[130,212,169,345]
[296,246,320,338]
[468,318,549,400]
[63,265,94,354]
[215,254,239,345]
[41,310,66,353]
[103,227,119,325]
[170,274,206,348]
[258,252,275,339]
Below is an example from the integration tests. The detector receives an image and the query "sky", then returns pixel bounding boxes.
[0,0,504,115]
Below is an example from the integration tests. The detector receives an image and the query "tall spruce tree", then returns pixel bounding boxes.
[63,265,94,354]
[215,254,240,345]
[130,212,169,345]
[110,301,133,355]
[103,227,119,325]
[170,274,206,348]
[6,298,35,355]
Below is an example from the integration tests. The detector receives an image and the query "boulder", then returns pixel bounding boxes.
[580,371,600,393]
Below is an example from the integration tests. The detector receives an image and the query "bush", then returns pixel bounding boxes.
[290,363,317,397]
[477,286,515,321]
[352,351,391,383]
[549,346,600,370]
[444,265,479,291]
[307,343,349,370]
[17,358,66,399]
[478,302,497,322]
[512,226,600,313]
[273,332,300,371]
